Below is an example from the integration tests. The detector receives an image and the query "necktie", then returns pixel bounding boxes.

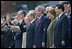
[37,18,39,26]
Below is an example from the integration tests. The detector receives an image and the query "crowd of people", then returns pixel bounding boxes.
[1,1,71,48]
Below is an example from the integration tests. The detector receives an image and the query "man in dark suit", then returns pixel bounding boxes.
[26,10,36,48]
[33,6,50,48]
[63,2,71,48]
[54,4,69,48]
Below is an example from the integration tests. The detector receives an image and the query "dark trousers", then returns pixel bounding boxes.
[15,39,22,48]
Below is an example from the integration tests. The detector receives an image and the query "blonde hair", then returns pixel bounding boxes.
[59,1,66,4]
[48,7,56,17]
[46,6,52,13]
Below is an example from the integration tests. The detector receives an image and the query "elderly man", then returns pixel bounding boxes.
[33,6,50,48]
[25,10,36,48]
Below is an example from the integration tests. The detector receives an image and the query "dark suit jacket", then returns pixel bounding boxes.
[26,20,36,48]
[14,20,26,48]
[2,28,14,48]
[34,14,50,48]
[67,14,71,47]
[15,20,26,40]
[54,13,69,47]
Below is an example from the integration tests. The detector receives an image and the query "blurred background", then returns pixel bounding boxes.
[1,1,60,19]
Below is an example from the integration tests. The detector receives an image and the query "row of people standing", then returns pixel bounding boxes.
[25,1,71,48]
[1,1,71,48]
[46,1,71,48]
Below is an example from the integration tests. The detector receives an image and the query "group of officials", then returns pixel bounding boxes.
[1,1,71,48]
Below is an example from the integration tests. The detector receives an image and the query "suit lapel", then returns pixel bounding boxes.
[36,14,44,29]
[56,13,65,25]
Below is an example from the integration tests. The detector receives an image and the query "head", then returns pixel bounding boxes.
[59,1,66,4]
[17,10,26,19]
[46,6,56,19]
[64,6,69,13]
[27,10,36,21]
[55,4,64,16]
[63,1,71,13]
[35,6,44,17]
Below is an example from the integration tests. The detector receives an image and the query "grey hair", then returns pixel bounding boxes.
[28,10,36,18]
[35,5,45,13]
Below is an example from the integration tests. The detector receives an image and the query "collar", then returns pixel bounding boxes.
[39,14,43,20]
[31,19,35,23]
[58,12,64,18]
[65,13,68,16]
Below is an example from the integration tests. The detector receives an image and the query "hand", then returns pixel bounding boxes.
[33,45,36,48]
[61,40,65,46]
[9,46,11,48]
[52,44,56,48]
[42,42,45,48]
[6,13,10,21]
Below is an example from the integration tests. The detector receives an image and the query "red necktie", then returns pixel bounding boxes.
[37,18,39,26]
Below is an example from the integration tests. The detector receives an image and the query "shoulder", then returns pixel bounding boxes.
[60,13,68,22]
[62,13,68,19]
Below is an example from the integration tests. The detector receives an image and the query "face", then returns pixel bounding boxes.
[55,6,61,16]
[35,8,41,17]
[28,14,34,21]
[64,4,69,13]
[47,12,53,19]
[64,4,68,8]
[24,16,30,24]
[64,7,69,13]
[27,15,31,23]
[17,11,24,19]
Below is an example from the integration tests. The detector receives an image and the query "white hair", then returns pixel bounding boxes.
[27,10,35,18]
